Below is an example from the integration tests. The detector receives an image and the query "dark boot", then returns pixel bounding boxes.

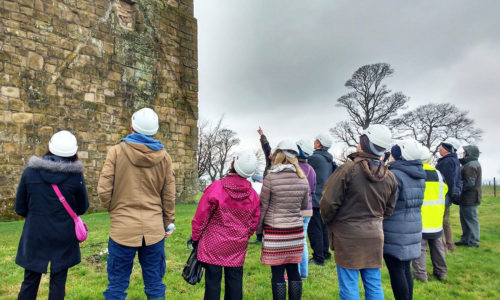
[288,280,302,300]
[272,282,287,300]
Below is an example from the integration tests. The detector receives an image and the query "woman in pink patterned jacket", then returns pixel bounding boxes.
[191,151,260,300]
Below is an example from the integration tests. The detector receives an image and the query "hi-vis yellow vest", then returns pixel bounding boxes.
[422,163,448,234]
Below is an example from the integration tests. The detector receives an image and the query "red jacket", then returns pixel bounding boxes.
[191,174,260,267]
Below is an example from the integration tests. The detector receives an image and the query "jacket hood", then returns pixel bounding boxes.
[348,152,390,182]
[389,159,426,180]
[313,149,333,162]
[28,156,83,184]
[222,174,252,200]
[460,145,480,165]
[121,142,166,168]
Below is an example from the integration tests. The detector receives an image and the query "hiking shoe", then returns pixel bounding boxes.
[455,241,468,246]
[308,258,325,266]
[414,276,428,283]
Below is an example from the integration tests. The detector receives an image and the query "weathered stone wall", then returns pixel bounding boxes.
[0,0,198,220]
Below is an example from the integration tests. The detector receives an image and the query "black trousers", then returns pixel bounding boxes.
[307,207,331,263]
[18,268,68,300]
[384,254,413,300]
[271,264,301,283]
[204,263,243,300]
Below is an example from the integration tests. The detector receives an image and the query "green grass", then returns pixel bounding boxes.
[1,190,499,299]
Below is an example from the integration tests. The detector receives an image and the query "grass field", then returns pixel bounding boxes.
[1,188,499,299]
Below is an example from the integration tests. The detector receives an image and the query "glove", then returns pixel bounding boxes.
[187,237,199,249]
[451,194,461,205]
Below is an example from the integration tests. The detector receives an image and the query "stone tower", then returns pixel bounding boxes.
[0,0,198,220]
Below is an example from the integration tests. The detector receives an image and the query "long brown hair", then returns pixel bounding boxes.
[272,150,306,179]
[43,150,79,162]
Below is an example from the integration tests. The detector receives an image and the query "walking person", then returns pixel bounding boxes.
[320,124,397,300]
[15,130,89,300]
[191,151,260,300]
[435,138,462,253]
[257,139,309,300]
[412,146,448,282]
[98,108,176,300]
[296,138,316,279]
[384,139,426,300]
[456,145,482,248]
[307,133,337,266]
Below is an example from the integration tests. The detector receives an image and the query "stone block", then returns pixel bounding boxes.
[27,51,44,71]
[84,93,95,102]
[8,99,24,111]
[38,126,53,136]
[0,97,8,110]
[78,151,89,159]
[1,86,20,98]
[12,113,33,123]
[3,143,20,154]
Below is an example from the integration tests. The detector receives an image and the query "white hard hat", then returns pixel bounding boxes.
[296,138,314,156]
[276,139,299,158]
[397,139,422,161]
[131,108,159,136]
[49,130,78,157]
[419,145,432,160]
[362,124,392,150]
[233,151,257,178]
[442,138,461,151]
[315,133,333,149]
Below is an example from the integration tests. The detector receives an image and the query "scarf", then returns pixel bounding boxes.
[121,133,164,151]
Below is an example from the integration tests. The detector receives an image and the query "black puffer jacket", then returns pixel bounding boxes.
[15,156,89,273]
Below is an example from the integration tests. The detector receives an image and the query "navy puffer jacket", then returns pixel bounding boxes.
[383,159,425,261]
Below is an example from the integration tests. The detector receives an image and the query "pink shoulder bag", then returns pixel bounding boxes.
[52,184,88,243]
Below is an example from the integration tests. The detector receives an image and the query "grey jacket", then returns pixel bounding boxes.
[308,149,336,207]
[383,159,425,261]
[257,166,309,234]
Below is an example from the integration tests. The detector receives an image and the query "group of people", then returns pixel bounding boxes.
[191,124,482,300]
[12,106,482,300]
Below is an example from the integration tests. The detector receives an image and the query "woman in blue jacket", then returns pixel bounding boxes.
[384,139,425,300]
[15,131,89,300]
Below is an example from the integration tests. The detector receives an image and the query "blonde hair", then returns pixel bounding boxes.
[273,150,306,179]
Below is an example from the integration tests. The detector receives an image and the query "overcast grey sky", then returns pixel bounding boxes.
[194,0,500,181]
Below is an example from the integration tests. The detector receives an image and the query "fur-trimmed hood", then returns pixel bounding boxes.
[28,156,83,173]
[28,156,83,185]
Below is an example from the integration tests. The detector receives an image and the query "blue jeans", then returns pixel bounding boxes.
[337,265,384,300]
[299,216,311,277]
[103,238,166,300]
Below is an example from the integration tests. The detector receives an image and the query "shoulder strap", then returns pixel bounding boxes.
[51,184,78,220]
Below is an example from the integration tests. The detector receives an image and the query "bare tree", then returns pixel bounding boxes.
[212,128,240,180]
[391,103,483,154]
[197,117,240,181]
[331,63,409,147]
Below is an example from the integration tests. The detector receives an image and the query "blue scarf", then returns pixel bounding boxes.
[121,133,164,151]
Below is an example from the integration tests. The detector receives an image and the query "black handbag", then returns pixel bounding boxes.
[182,241,204,285]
